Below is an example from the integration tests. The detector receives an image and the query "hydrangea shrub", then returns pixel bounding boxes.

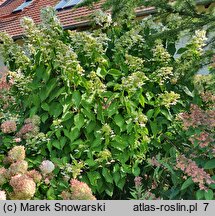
[0,7,214,199]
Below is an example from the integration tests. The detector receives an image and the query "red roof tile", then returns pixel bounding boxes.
[0,0,102,38]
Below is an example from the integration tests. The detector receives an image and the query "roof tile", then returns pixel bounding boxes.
[0,0,102,38]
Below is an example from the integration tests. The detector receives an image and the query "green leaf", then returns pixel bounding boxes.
[204,159,215,169]
[48,87,65,103]
[52,140,61,150]
[60,137,67,149]
[160,109,172,121]
[114,114,124,128]
[35,65,44,80]
[87,171,101,186]
[82,108,95,121]
[146,109,154,119]
[72,91,81,107]
[105,184,114,197]
[46,187,55,200]
[102,168,113,183]
[196,190,204,200]
[96,67,107,79]
[64,128,80,142]
[204,189,214,200]
[177,47,188,54]
[41,113,49,123]
[117,177,126,190]
[29,106,38,116]
[150,121,158,136]
[108,69,121,78]
[40,78,57,102]
[41,103,49,111]
[106,101,118,117]
[181,177,193,191]
[182,86,194,97]
[85,121,96,134]
[50,102,63,117]
[167,42,176,55]
[61,112,73,122]
[139,95,145,107]
[132,164,140,176]
[85,159,97,167]
[31,94,40,107]
[74,113,85,130]
[113,171,120,185]
[47,141,52,152]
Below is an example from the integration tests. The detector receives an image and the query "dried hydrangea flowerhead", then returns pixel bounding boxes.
[26,170,42,183]
[61,179,96,200]
[0,120,17,134]
[39,160,55,175]
[0,167,8,186]
[24,115,40,126]
[8,160,28,176]
[0,191,6,200]
[8,146,25,162]
[9,175,36,200]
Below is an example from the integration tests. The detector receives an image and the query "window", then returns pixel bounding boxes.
[55,0,83,11]
[13,0,32,13]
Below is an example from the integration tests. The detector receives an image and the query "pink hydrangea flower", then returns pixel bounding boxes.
[39,160,55,175]
[1,120,17,134]
[26,170,42,183]
[9,175,36,200]
[13,138,22,143]
[61,179,96,200]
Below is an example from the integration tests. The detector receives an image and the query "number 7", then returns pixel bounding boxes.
[203,203,209,211]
